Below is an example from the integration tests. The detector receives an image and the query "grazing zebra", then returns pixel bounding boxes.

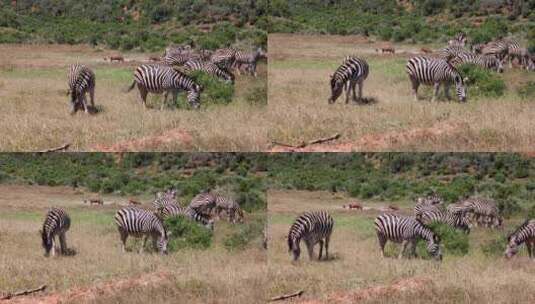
[152,189,178,211]
[416,208,471,233]
[210,48,237,70]
[448,32,467,47]
[188,191,217,215]
[374,214,442,260]
[160,204,214,231]
[482,40,509,62]
[41,208,71,257]
[505,219,535,259]
[413,194,443,215]
[449,53,504,73]
[213,195,244,224]
[287,211,334,261]
[328,56,369,104]
[114,207,169,254]
[68,64,95,114]
[460,198,502,228]
[126,64,202,109]
[183,59,235,83]
[233,48,267,77]
[406,56,467,102]
[438,45,471,61]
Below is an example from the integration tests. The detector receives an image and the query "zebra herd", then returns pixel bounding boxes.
[40,189,244,256]
[328,33,533,104]
[67,44,266,113]
[286,194,533,262]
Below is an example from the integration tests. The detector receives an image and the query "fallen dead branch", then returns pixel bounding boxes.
[272,134,341,149]
[38,143,70,153]
[270,290,304,302]
[1,284,47,300]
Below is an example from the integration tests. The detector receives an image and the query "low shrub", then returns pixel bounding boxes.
[517,81,535,100]
[174,71,234,108]
[481,235,507,257]
[164,215,212,251]
[417,222,469,258]
[223,217,264,251]
[458,64,506,98]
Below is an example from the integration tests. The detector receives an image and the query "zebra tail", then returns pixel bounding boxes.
[125,80,136,93]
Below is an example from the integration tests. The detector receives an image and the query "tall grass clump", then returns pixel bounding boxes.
[164,215,212,251]
[458,64,506,98]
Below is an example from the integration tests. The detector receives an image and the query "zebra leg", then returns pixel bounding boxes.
[358,80,363,101]
[399,240,408,259]
[410,78,420,101]
[119,229,128,253]
[377,233,387,258]
[318,240,324,260]
[59,232,67,255]
[81,94,89,113]
[140,235,148,253]
[137,84,149,108]
[351,81,357,102]
[89,86,95,108]
[252,63,257,77]
[305,240,315,260]
[432,83,440,102]
[325,235,330,260]
[345,81,352,104]
[409,240,417,258]
[526,240,533,258]
[50,235,56,257]
[162,91,169,111]
[444,83,451,100]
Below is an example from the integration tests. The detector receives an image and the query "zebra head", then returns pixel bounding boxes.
[328,75,344,104]
[453,74,467,102]
[505,235,520,259]
[428,234,442,261]
[187,87,202,109]
[158,230,169,255]
[288,235,301,261]
[41,230,53,257]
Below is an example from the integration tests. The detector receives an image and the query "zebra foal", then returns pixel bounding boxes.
[68,64,95,114]
[41,207,71,257]
[328,56,369,104]
[406,56,467,102]
[114,207,169,254]
[288,211,334,261]
[375,214,442,260]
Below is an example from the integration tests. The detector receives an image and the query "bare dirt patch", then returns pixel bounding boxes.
[90,128,194,152]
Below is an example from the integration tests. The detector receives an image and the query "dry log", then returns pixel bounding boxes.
[272,134,341,149]
[1,284,47,300]
[38,143,70,153]
[269,290,304,302]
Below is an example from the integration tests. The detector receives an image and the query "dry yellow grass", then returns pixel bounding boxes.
[267,190,535,304]
[0,44,267,152]
[0,185,267,304]
[267,34,535,152]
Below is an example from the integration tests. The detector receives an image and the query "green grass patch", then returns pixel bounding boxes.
[458,64,506,98]
[223,217,264,251]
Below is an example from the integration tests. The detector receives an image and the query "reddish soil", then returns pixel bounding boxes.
[270,122,465,152]
[91,128,194,152]
[297,277,431,304]
[2,272,172,304]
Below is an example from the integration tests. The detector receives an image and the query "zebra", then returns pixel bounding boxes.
[508,44,533,70]
[449,53,504,73]
[448,32,467,47]
[126,64,202,109]
[188,191,217,215]
[374,213,442,260]
[439,45,471,60]
[183,59,235,83]
[416,208,471,233]
[413,194,443,215]
[328,56,369,104]
[41,207,71,257]
[406,56,467,102]
[152,189,178,211]
[210,48,237,70]
[68,64,95,114]
[160,204,214,231]
[482,40,509,62]
[114,207,169,254]
[460,198,503,228]
[505,219,535,259]
[213,195,244,224]
[287,211,334,261]
[233,48,267,77]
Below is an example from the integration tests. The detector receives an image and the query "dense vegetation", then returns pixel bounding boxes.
[269,1,535,47]
[0,153,267,211]
[0,0,267,51]
[266,153,535,217]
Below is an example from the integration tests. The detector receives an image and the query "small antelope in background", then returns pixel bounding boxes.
[128,199,142,205]
[105,55,124,62]
[376,46,395,54]
[420,47,433,54]
[84,199,103,206]
[344,203,363,210]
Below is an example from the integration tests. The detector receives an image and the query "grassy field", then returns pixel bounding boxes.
[268,34,535,152]
[0,44,267,152]
[267,190,535,304]
[0,185,267,304]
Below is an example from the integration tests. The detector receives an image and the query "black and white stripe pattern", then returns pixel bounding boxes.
[152,189,178,211]
[406,56,467,102]
[210,48,237,70]
[184,59,235,83]
[68,64,95,114]
[41,208,71,257]
[448,32,467,47]
[505,219,535,259]
[188,191,217,215]
[287,211,334,261]
[328,56,369,104]
[114,207,168,254]
[375,213,442,260]
[213,195,244,224]
[233,48,266,77]
[450,53,504,73]
[482,40,510,62]
[416,208,471,233]
[126,64,202,109]
[460,198,502,228]
[439,45,471,61]
[413,194,443,215]
[506,41,533,70]
[160,204,214,231]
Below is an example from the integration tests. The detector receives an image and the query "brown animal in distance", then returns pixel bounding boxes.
[128,199,142,205]
[376,45,395,54]
[343,203,363,210]
[107,55,124,62]
[420,47,433,54]
[84,199,103,206]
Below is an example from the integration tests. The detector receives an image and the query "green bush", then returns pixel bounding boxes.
[176,71,234,108]
[417,222,469,258]
[458,64,506,98]
[517,81,535,100]
[481,236,507,257]
[164,215,212,251]
[223,217,264,251]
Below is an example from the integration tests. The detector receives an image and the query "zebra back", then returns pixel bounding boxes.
[189,192,217,213]
[184,59,235,83]
[160,204,214,230]
[41,208,71,255]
